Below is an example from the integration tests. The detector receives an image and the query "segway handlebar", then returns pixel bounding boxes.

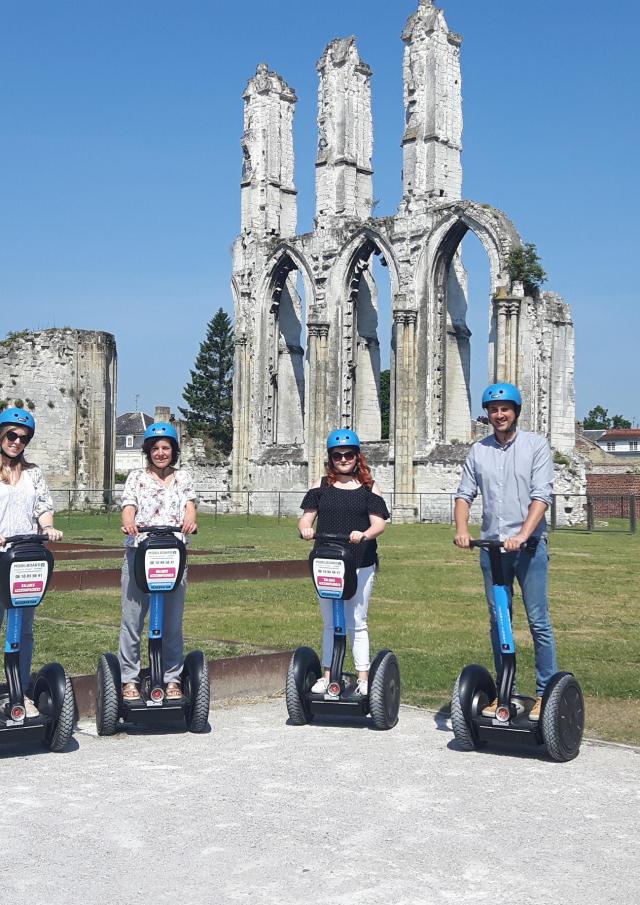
[2,534,50,546]
[136,525,197,536]
[468,539,528,551]
[314,532,372,545]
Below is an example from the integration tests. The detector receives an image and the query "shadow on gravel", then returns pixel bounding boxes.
[285,716,375,731]
[446,737,556,761]
[0,735,80,759]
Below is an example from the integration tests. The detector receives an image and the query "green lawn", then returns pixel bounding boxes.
[31,513,640,744]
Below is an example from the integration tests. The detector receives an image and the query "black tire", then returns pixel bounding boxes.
[541,674,585,762]
[183,651,210,733]
[96,653,121,736]
[369,651,400,730]
[43,676,75,752]
[286,647,321,725]
[451,673,481,750]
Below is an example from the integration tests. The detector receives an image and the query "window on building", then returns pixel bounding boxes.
[630,441,638,451]
[606,441,616,451]
[126,435,134,448]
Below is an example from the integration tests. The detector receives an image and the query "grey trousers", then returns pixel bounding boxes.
[118,549,186,684]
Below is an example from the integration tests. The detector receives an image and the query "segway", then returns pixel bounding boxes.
[96,526,210,735]
[0,535,75,751]
[451,539,585,761]
[286,533,400,729]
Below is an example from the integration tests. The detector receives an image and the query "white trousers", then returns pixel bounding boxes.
[319,565,376,672]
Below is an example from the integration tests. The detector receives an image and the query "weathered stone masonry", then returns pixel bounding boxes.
[0,329,117,501]
[231,1,577,515]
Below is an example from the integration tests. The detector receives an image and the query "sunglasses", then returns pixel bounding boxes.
[330,450,356,462]
[5,430,30,445]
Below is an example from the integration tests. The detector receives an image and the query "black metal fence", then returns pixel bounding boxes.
[49,488,638,534]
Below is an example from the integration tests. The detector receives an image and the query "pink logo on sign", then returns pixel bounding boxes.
[318,576,342,588]
[149,567,176,578]
[13,581,44,594]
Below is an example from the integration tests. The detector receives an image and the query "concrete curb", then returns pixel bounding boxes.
[71,649,293,719]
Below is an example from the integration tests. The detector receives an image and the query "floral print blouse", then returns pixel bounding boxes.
[121,468,196,540]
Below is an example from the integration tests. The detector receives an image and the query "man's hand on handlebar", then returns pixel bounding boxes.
[300,527,315,541]
[453,532,473,549]
[503,533,528,552]
[42,526,63,542]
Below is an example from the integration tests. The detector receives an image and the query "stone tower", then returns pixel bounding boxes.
[0,329,117,501]
[231,1,575,515]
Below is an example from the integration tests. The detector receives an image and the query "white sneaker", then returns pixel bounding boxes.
[311,677,329,694]
[24,697,39,718]
[355,680,368,696]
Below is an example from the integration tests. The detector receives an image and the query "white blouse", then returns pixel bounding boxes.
[0,467,54,537]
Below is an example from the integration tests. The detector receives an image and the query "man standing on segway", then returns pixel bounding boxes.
[453,383,557,721]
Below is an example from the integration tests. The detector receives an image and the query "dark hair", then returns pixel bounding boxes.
[142,436,179,467]
[325,449,374,490]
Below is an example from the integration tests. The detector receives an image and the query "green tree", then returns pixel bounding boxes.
[507,242,547,297]
[379,369,390,439]
[180,308,234,453]
[611,414,632,429]
[583,406,632,430]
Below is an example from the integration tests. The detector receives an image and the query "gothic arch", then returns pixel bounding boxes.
[415,201,523,443]
[255,244,316,446]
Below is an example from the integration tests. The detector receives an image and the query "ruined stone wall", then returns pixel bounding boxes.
[231,1,576,516]
[0,329,117,502]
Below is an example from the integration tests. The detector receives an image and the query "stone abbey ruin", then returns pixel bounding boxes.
[230,0,576,517]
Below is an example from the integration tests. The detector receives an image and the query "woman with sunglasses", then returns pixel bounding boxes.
[298,429,390,696]
[0,407,63,716]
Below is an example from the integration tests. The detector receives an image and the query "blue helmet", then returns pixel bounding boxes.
[482,383,522,414]
[143,422,179,444]
[0,407,36,435]
[326,428,360,451]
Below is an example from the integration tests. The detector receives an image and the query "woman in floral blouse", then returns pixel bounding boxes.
[118,422,197,701]
[0,407,63,716]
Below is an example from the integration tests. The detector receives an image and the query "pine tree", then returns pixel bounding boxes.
[180,308,234,453]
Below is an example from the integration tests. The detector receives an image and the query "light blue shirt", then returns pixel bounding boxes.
[455,429,554,540]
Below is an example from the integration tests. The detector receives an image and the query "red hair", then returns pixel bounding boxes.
[325,450,374,490]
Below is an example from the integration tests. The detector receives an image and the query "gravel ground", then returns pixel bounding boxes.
[0,698,637,905]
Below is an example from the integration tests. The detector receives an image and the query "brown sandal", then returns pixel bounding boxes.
[165,682,182,699]
[122,682,141,700]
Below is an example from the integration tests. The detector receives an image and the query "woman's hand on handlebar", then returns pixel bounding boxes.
[453,532,473,549]
[42,526,63,542]
[181,517,198,535]
[300,527,315,541]
[121,521,139,536]
[349,530,368,544]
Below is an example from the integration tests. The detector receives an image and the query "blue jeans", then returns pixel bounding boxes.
[0,606,36,689]
[480,539,557,696]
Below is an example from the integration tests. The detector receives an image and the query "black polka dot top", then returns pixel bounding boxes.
[300,478,390,568]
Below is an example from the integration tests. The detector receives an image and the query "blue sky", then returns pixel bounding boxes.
[1,1,638,425]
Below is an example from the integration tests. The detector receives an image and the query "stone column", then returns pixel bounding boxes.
[392,309,418,522]
[492,293,521,385]
[231,331,250,494]
[306,321,330,483]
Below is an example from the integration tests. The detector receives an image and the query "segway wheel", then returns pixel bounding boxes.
[450,674,477,751]
[541,674,585,762]
[33,663,76,752]
[369,650,400,730]
[183,651,210,733]
[96,653,121,736]
[285,647,321,725]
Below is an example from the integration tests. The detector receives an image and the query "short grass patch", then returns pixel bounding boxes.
[27,514,640,744]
